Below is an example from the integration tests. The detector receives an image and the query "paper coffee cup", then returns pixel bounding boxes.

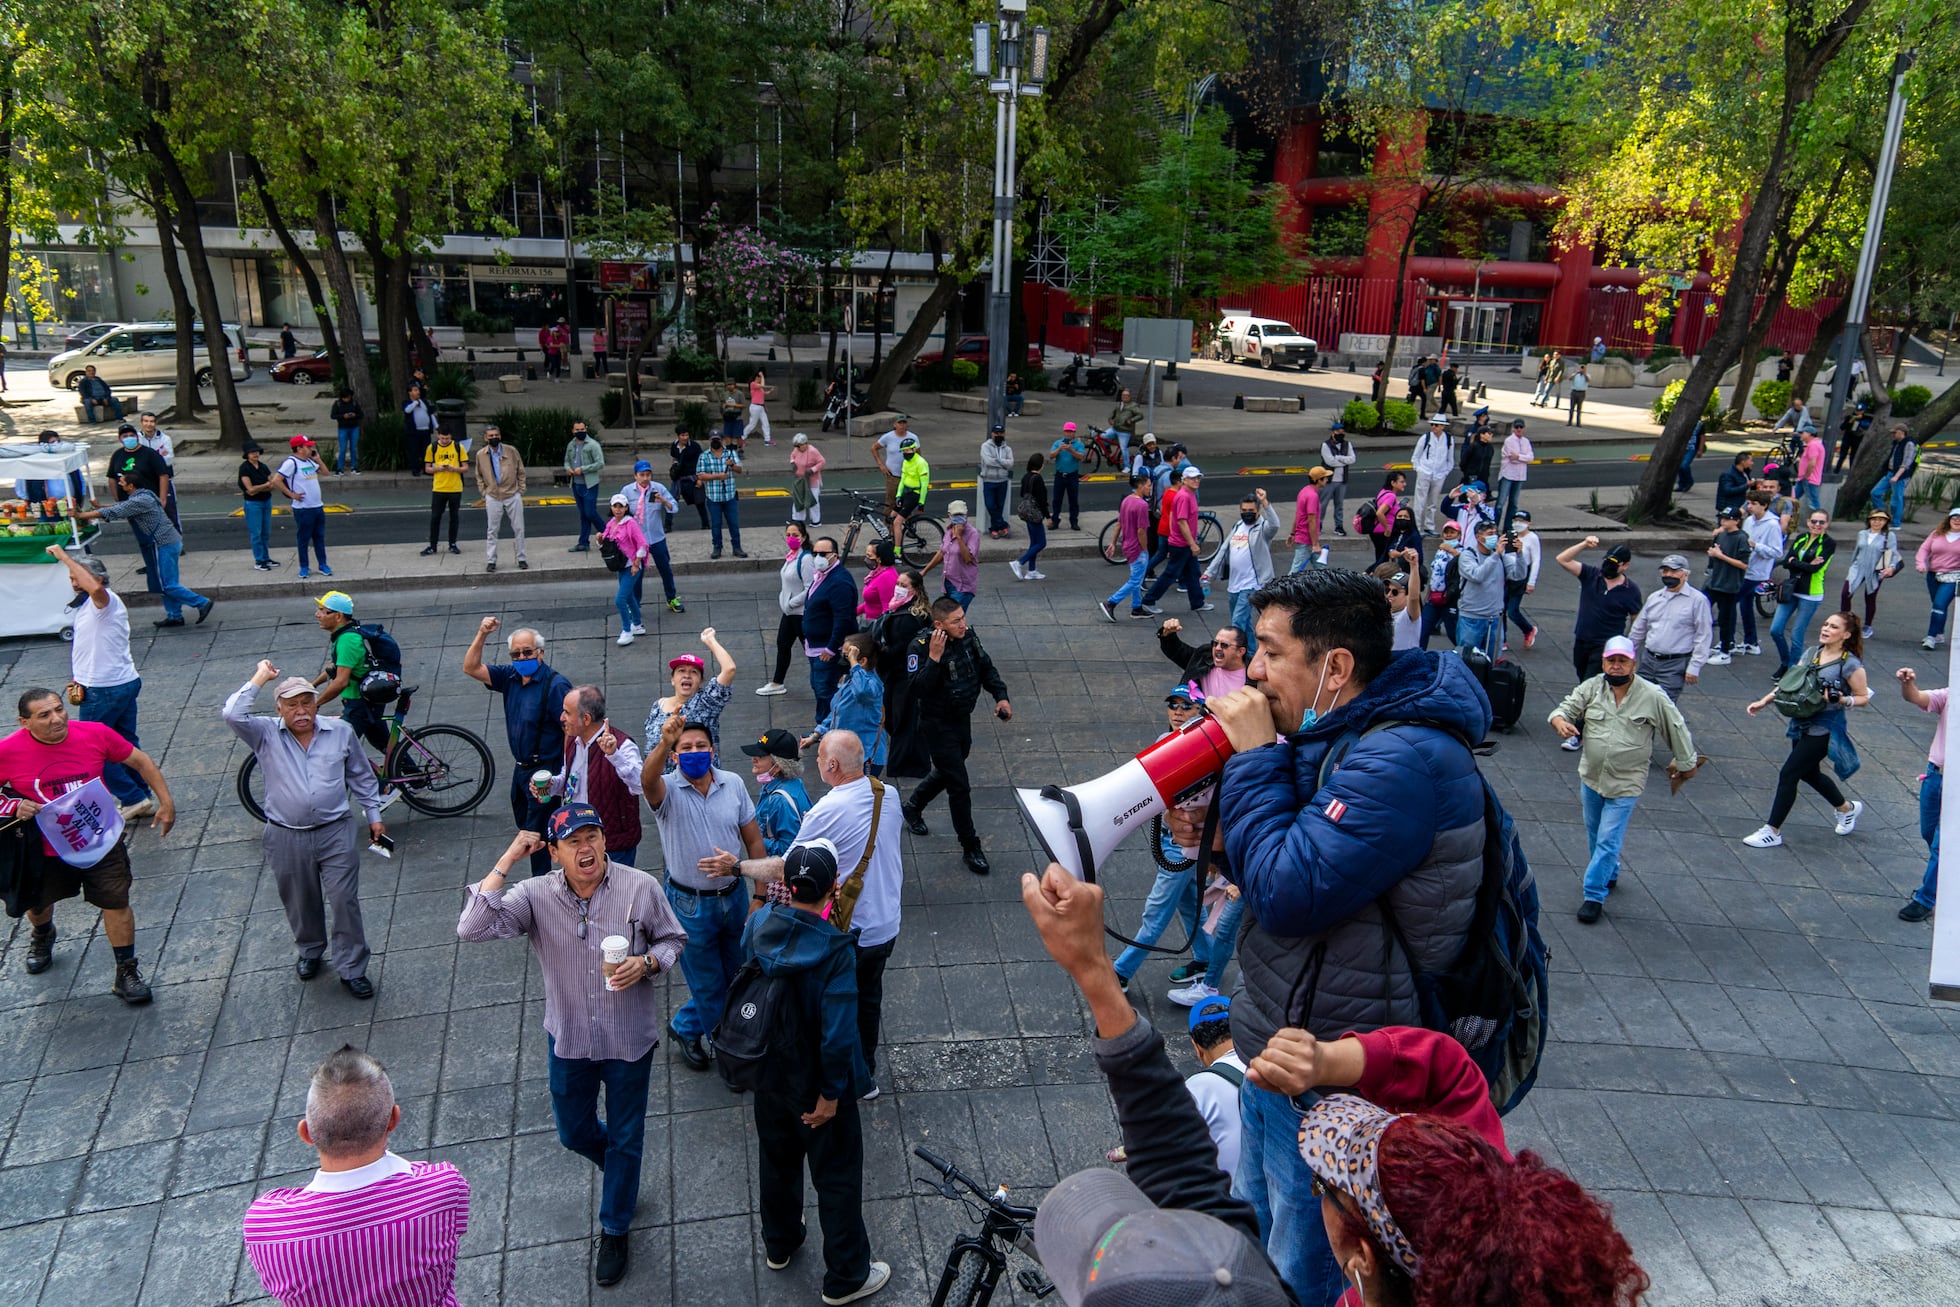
[601,934,629,978]
[530,768,554,798]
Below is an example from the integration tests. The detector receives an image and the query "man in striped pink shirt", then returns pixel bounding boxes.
[243,1046,470,1306]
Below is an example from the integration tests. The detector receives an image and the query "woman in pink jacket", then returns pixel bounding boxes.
[788,432,825,523]
[1916,505,1960,649]
[601,494,650,646]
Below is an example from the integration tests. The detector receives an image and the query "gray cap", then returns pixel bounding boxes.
[274,676,318,701]
[1660,554,1691,571]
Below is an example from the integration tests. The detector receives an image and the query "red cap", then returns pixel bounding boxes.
[668,654,706,672]
[289,434,316,449]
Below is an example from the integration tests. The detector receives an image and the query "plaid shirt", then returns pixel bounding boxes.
[697,448,739,503]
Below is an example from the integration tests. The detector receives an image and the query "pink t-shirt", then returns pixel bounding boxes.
[1293,485,1321,545]
[1118,494,1152,561]
[1201,666,1247,700]
[750,379,767,406]
[1797,439,1825,486]
[1925,688,1949,768]
[859,566,897,621]
[0,719,133,854]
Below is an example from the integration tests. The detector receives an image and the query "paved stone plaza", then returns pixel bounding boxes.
[2,554,1959,1305]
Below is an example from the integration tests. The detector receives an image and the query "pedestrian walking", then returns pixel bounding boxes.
[899,598,1010,876]
[744,369,774,446]
[590,325,608,377]
[330,387,364,475]
[1459,410,1494,484]
[1630,554,1713,701]
[1500,511,1540,650]
[978,424,1015,537]
[871,571,932,696]
[564,421,606,552]
[457,809,687,1287]
[402,384,437,470]
[1676,418,1707,492]
[1048,423,1086,530]
[1549,638,1700,924]
[1530,349,1558,405]
[1112,683,1213,992]
[640,716,766,1071]
[1840,508,1900,638]
[274,435,331,579]
[790,431,826,524]
[1704,508,1749,663]
[473,424,528,572]
[758,524,817,697]
[136,413,181,532]
[47,549,157,819]
[243,1047,470,1307]
[1409,416,1454,534]
[223,661,389,998]
[1916,505,1960,650]
[1101,475,1156,619]
[1319,419,1354,535]
[538,318,569,381]
[238,442,276,569]
[1288,468,1331,573]
[642,629,739,752]
[857,540,898,624]
[0,687,172,1001]
[803,541,858,720]
[1203,490,1279,654]
[1793,426,1825,511]
[1896,666,1947,923]
[1566,365,1589,424]
[1872,424,1917,525]
[720,382,746,445]
[1138,465,1210,607]
[697,435,745,558]
[419,428,466,556]
[1742,612,1869,849]
[1363,471,1404,566]
[1416,526,1460,650]
[735,841,890,1303]
[1739,491,1785,653]
[620,461,683,614]
[1770,511,1835,678]
[1438,361,1461,417]
[463,617,573,875]
[1011,453,1050,580]
[1496,419,1532,528]
[549,686,644,864]
[669,425,711,532]
[602,496,651,645]
[872,418,908,511]
[74,473,215,627]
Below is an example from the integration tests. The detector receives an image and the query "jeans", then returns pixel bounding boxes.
[810,655,844,722]
[336,426,359,472]
[571,482,604,548]
[1319,483,1346,531]
[1143,544,1204,609]
[1873,475,1907,524]
[942,584,975,609]
[707,498,742,553]
[615,567,643,630]
[1580,784,1639,902]
[1288,542,1323,574]
[1504,587,1536,639]
[1230,589,1258,655]
[1915,765,1941,909]
[79,678,148,805]
[1016,521,1047,569]
[1235,1082,1345,1306]
[1050,471,1080,528]
[244,498,271,564]
[1203,893,1245,990]
[1455,613,1500,662]
[1929,573,1957,641]
[1419,597,1455,650]
[152,542,209,621]
[982,480,1010,533]
[1004,394,1023,416]
[640,539,678,603]
[1112,867,1202,982]
[1107,555,1149,610]
[546,1034,653,1237]
[1741,587,1761,647]
[83,396,125,423]
[1797,481,1822,512]
[293,505,328,569]
[1494,479,1524,529]
[1771,594,1822,666]
[665,883,749,1041]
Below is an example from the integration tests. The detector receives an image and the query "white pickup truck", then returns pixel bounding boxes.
[1208,312,1317,370]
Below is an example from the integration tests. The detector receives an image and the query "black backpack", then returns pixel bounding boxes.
[713,960,817,1096]
[1441,553,1465,610]
[599,535,627,572]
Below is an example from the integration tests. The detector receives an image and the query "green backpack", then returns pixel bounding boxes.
[1773,653,1828,719]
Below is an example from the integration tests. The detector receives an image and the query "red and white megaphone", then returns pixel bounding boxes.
[1015,712,1236,881]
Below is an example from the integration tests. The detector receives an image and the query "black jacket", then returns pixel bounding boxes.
[1459,433,1494,483]
[1715,466,1752,514]
[331,398,364,426]
[907,629,1007,718]
[1159,627,1214,682]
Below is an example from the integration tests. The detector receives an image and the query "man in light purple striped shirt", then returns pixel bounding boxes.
[243,1046,470,1307]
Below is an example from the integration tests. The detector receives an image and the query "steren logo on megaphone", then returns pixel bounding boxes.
[1015,711,1235,881]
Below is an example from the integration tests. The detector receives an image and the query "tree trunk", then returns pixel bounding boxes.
[312,193,375,418]
[0,75,15,328]
[243,154,341,374]
[1840,332,1903,514]
[362,237,411,408]
[404,287,436,371]
[1791,295,1849,405]
[865,270,962,414]
[141,125,249,448]
[1886,312,1917,391]
[1373,235,1420,424]
[1728,326,1769,421]
[148,187,205,422]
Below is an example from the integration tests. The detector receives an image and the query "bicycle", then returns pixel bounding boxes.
[1099,510,1222,565]
[914,1146,1054,1306]
[1079,423,1125,473]
[837,486,946,562]
[237,684,497,821]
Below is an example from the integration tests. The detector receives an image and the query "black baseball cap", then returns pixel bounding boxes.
[740,728,801,761]
[1604,544,1634,566]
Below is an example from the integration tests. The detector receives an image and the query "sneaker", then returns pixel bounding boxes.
[668,598,686,613]
[1925,636,1941,650]
[1168,961,1203,983]
[1706,651,1732,665]
[1560,735,1582,752]
[1771,665,1789,681]
[1524,628,1537,649]
[317,566,333,576]
[518,560,529,570]
[756,682,789,696]
[24,925,54,975]
[1334,527,1347,537]
[630,623,647,635]
[1501,642,1509,653]
[732,549,749,559]
[1834,800,1863,836]
[1130,608,1151,618]
[196,599,217,625]
[1742,825,1783,849]
[1742,643,1761,655]
[617,630,634,646]
[1008,560,1025,580]
[298,568,310,579]
[1098,601,1117,622]
[418,546,437,557]
[822,1261,891,1305]
[1900,900,1934,923]
[1027,570,1046,580]
[486,563,496,573]
[254,561,273,571]
[860,1082,880,1102]
[1168,980,1219,1007]
[766,1224,806,1270]
[1862,626,1874,640]
[1193,602,1215,612]
[1576,900,1603,925]
[376,789,400,813]
[448,544,461,555]
[595,1233,630,1287]
[112,957,153,1004]
[1137,604,1163,616]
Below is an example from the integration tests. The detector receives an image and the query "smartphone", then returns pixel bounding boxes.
[368,833,397,859]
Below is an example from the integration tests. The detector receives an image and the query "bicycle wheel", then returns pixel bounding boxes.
[388,724,497,817]
[1195,512,1223,556]
[1097,519,1126,565]
[930,1245,995,1307]
[901,514,944,560]
[236,756,266,823]
[1754,587,1779,620]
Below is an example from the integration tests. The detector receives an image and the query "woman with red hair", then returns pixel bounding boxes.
[1249,1028,1649,1306]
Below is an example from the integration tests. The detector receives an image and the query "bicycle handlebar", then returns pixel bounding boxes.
[913,1146,1039,1222]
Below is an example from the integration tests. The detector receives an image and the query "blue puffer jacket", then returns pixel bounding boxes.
[1220,647,1489,1060]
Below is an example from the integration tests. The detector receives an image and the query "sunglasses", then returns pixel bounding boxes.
[509,647,541,658]
[1210,639,1238,650]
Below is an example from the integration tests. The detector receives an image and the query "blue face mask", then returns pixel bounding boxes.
[1298,652,1336,731]
[676,749,714,779]
[510,657,542,677]
[121,436,139,450]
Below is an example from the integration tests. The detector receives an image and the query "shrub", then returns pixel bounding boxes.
[794,376,820,411]
[487,406,588,466]
[1892,384,1933,418]
[427,361,479,406]
[1341,398,1382,430]
[457,308,512,336]
[1751,380,1793,420]
[951,359,980,390]
[1652,379,1723,423]
[599,390,625,426]
[1342,397,1417,431]
[361,414,410,471]
[1380,397,1418,431]
[663,345,721,383]
[679,400,712,438]
[1023,367,1052,391]
[1647,345,1682,364]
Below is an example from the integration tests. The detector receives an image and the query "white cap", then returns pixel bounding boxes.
[1603,636,1637,661]
[1182,465,1203,480]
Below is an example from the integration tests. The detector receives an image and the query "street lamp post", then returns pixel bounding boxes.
[973,2,1048,431]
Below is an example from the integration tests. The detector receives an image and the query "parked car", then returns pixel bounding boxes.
[1208,312,1316,370]
[271,349,334,385]
[913,334,1044,371]
[48,322,252,390]
[63,322,123,351]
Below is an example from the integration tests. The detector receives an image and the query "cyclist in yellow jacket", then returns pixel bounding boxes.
[892,434,931,554]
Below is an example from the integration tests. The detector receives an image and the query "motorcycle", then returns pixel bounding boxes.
[822,378,868,432]
[1057,354,1121,398]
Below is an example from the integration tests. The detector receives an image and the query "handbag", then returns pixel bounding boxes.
[1015,481,1043,523]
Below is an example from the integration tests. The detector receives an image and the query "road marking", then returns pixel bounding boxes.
[228,505,355,517]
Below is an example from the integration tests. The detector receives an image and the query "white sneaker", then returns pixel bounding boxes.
[617,630,634,646]
[1027,569,1046,580]
[1834,800,1863,836]
[1743,643,1762,655]
[1008,560,1025,580]
[1561,735,1582,752]
[1925,636,1941,650]
[756,682,788,696]
[1706,651,1732,665]
[822,1261,890,1305]
[117,797,158,820]
[1168,980,1219,1007]
[377,789,401,812]
[859,1082,880,1101]
[1742,825,1783,848]
[630,623,647,635]
[1862,626,1874,640]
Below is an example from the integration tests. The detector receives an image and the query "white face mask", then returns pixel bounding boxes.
[892,586,911,604]
[814,555,833,572]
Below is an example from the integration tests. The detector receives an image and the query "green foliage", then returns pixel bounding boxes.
[1892,385,1933,418]
[951,360,980,390]
[1653,379,1724,423]
[1344,397,1418,431]
[1751,380,1794,419]
[428,363,479,406]
[664,347,722,383]
[1342,399,1384,430]
[458,309,514,336]
[361,415,410,472]
[794,377,821,411]
[599,390,625,426]
[1379,399,1419,432]
[487,407,588,467]
[1024,369,1053,392]
[679,402,713,439]
[1648,345,1683,363]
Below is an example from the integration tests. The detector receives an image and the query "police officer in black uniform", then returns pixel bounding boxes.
[898,597,1011,875]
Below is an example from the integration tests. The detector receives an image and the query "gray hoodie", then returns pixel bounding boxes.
[1455,530,1525,619]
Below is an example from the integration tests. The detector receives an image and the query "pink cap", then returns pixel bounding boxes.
[1062,421,1077,433]
[668,653,706,672]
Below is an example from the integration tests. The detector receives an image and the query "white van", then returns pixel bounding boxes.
[49,322,252,390]
[1209,311,1317,370]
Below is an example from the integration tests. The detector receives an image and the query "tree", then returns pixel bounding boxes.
[692,207,819,369]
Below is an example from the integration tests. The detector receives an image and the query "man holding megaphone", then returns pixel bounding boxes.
[1044,570,1494,1306]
